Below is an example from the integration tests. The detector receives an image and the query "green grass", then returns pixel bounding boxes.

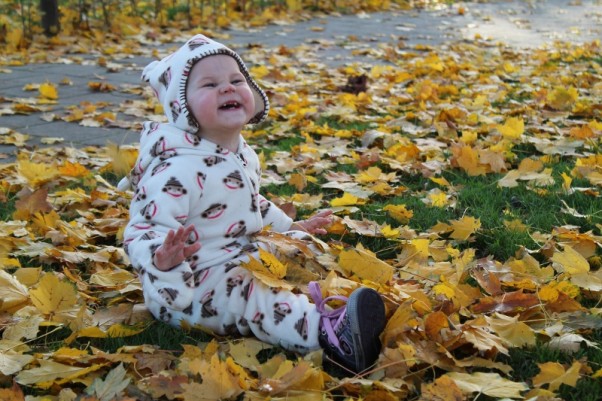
[256,117,602,397]
[27,321,207,355]
[258,118,601,264]
[500,331,602,401]
[80,321,210,353]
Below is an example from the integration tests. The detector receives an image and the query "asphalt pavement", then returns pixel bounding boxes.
[1,0,601,160]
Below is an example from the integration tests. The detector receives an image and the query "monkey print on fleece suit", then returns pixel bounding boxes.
[120,34,321,353]
[120,35,386,373]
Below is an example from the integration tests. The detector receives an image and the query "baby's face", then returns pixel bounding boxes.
[186,55,255,140]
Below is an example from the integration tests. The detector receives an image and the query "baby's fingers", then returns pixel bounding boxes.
[315,209,333,217]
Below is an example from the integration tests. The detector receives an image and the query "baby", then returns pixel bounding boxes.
[120,34,385,374]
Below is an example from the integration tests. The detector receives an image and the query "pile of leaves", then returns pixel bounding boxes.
[1,2,602,401]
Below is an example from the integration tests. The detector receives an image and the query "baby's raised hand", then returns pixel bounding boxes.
[291,209,333,235]
[153,225,201,271]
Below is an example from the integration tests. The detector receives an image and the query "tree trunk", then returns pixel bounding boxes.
[40,0,60,36]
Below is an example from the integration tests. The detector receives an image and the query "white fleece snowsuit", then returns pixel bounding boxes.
[121,35,320,352]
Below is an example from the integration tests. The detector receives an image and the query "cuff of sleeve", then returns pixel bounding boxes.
[270,213,294,233]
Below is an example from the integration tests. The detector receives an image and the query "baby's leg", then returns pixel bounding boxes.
[221,263,321,353]
[155,260,321,353]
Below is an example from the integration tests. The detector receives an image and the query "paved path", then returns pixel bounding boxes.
[1,0,601,159]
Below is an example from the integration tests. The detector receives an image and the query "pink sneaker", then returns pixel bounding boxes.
[309,281,385,374]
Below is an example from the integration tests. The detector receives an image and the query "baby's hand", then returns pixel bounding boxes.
[291,210,333,235]
[153,225,201,271]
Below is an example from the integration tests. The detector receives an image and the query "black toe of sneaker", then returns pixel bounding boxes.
[319,287,386,374]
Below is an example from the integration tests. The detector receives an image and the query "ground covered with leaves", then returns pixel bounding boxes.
[1,1,602,401]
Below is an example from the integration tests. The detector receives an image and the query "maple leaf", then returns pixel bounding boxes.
[0,270,30,312]
[84,363,130,401]
[449,216,481,241]
[3,314,44,342]
[59,160,89,177]
[461,317,509,355]
[330,192,366,207]
[258,359,323,395]
[228,338,269,371]
[0,349,35,376]
[15,359,102,388]
[472,289,540,314]
[0,381,25,401]
[16,160,61,188]
[532,361,583,392]
[570,271,602,291]
[484,313,536,348]
[446,372,528,399]
[497,117,524,140]
[470,265,502,296]
[551,244,590,275]
[29,273,78,317]
[288,172,307,191]
[78,323,147,339]
[419,375,464,401]
[424,188,452,208]
[39,82,58,100]
[424,311,449,343]
[13,188,53,221]
[383,204,413,223]
[88,81,116,92]
[546,86,578,111]
[337,247,394,284]
[381,224,401,239]
[181,355,244,400]
[138,372,188,399]
[451,144,487,176]
[104,143,138,176]
[240,250,293,290]
[548,333,599,353]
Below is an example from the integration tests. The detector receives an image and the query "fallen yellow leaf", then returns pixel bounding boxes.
[551,245,590,275]
[337,247,393,285]
[446,371,528,398]
[39,82,58,100]
[532,361,582,392]
[29,273,78,316]
[498,117,524,140]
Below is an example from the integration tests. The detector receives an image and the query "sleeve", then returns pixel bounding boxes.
[258,194,293,233]
[123,165,199,311]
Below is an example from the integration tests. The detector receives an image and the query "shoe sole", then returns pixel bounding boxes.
[346,287,386,373]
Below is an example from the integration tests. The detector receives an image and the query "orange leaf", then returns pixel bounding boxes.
[59,161,89,177]
[139,373,188,399]
[419,375,464,401]
[452,145,487,176]
[472,290,540,314]
[424,311,449,342]
[0,381,25,401]
[13,188,53,221]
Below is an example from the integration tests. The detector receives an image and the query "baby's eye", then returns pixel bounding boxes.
[232,79,245,85]
[203,82,216,88]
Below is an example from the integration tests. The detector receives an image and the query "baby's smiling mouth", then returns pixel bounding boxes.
[219,101,241,110]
